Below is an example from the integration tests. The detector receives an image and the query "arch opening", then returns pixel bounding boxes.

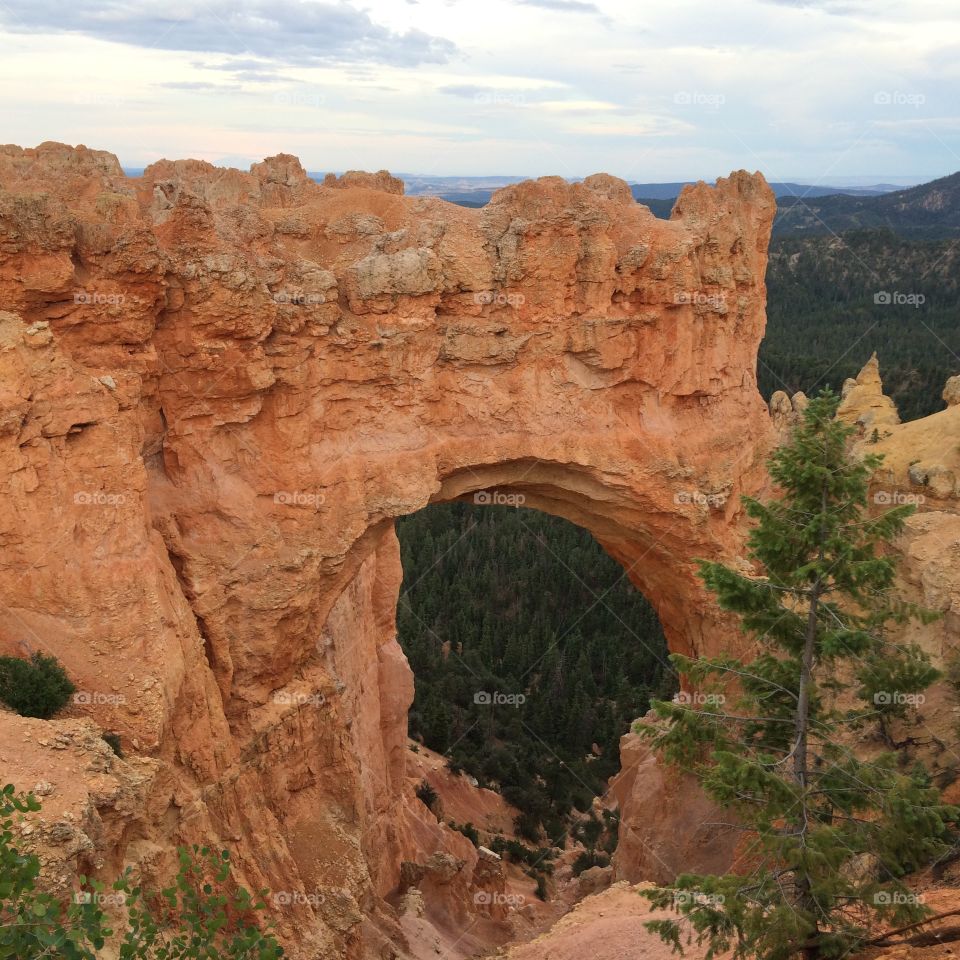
[395,498,676,857]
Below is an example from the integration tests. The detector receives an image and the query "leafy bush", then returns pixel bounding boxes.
[543,817,567,848]
[0,653,75,719]
[573,814,603,850]
[448,821,479,846]
[490,835,525,864]
[600,829,618,856]
[415,779,439,813]
[0,784,105,958]
[534,874,548,901]
[572,851,609,877]
[111,845,282,959]
[0,783,283,958]
[513,811,541,844]
[444,757,463,776]
[600,810,620,854]
[103,732,124,758]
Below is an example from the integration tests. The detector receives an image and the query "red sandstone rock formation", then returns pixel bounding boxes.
[0,141,782,956]
[501,881,730,960]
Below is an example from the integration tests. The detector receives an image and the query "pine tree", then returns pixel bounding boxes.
[640,390,958,960]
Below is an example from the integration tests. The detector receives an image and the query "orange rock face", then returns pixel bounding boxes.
[0,141,778,956]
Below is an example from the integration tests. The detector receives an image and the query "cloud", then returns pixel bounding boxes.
[158,80,236,90]
[514,0,600,12]
[438,84,490,99]
[759,0,863,11]
[564,118,693,137]
[871,117,960,132]
[0,0,457,67]
[537,99,619,113]
[437,81,567,104]
[197,58,273,71]
[186,59,289,83]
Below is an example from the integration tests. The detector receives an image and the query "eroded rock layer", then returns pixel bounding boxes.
[0,141,782,956]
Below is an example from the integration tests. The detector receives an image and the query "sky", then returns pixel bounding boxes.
[0,0,958,184]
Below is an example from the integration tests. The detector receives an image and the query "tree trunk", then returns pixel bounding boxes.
[792,478,829,954]
[794,581,820,790]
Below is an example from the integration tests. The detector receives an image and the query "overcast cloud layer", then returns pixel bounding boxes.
[1,1,457,66]
[0,0,957,181]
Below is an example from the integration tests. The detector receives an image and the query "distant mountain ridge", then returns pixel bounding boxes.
[772,171,960,237]
[629,180,897,200]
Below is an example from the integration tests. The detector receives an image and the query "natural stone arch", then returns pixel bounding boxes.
[135,159,777,700]
[0,143,777,957]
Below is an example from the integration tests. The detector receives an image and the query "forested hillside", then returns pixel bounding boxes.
[634,171,960,238]
[396,502,674,840]
[773,170,960,237]
[761,229,960,420]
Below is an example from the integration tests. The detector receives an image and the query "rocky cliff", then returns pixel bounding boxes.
[0,139,786,956]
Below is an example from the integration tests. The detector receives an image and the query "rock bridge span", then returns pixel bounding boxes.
[0,142,775,957]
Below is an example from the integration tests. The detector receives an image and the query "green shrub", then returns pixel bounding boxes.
[103,732,123,758]
[449,821,479,846]
[0,783,283,958]
[600,829,618,856]
[572,851,609,877]
[415,779,438,812]
[0,653,75,719]
[513,811,541,845]
[574,814,603,850]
